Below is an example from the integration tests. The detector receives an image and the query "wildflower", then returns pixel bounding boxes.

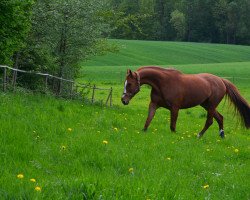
[234,149,239,153]
[166,157,171,160]
[67,128,72,132]
[103,140,108,144]
[30,178,36,182]
[17,174,24,179]
[113,127,118,131]
[129,168,134,173]
[35,186,41,192]
[61,145,66,150]
[203,184,209,189]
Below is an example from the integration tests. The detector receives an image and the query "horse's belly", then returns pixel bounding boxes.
[180,91,210,109]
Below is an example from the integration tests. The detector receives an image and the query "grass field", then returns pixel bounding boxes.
[84,39,250,66]
[1,40,250,199]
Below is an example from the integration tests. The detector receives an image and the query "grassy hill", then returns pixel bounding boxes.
[1,40,250,199]
[83,39,250,66]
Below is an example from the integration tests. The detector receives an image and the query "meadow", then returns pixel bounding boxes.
[0,40,250,199]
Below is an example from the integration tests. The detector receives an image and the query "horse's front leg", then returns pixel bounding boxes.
[143,102,157,131]
[170,107,179,132]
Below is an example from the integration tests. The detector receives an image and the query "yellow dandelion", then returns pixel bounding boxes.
[234,149,239,153]
[103,140,108,144]
[129,168,134,173]
[35,186,41,192]
[203,184,209,189]
[17,174,24,179]
[30,178,36,182]
[67,128,72,132]
[113,127,118,131]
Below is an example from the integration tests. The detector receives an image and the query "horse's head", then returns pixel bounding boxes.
[121,69,140,105]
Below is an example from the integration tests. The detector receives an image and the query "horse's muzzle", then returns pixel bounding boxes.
[121,98,129,105]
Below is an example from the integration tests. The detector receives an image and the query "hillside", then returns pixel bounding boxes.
[83,40,250,66]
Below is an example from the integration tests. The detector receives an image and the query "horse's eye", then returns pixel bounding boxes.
[127,83,131,87]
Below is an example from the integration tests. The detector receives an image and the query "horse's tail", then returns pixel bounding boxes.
[222,78,250,129]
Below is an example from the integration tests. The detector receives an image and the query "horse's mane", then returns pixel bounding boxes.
[137,66,182,74]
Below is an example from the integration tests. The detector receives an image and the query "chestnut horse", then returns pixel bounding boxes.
[121,66,250,138]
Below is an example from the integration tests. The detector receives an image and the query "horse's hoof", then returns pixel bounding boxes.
[219,130,225,138]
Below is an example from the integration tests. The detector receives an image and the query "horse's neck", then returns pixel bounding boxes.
[138,69,162,90]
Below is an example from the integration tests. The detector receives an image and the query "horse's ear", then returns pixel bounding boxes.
[127,69,133,77]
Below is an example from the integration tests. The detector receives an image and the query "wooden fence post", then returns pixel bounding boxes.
[70,82,74,99]
[44,75,48,93]
[105,87,113,106]
[58,77,62,95]
[110,87,113,106]
[91,85,96,103]
[3,67,7,92]
[12,70,17,91]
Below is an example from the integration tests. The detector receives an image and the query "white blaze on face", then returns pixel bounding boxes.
[122,80,127,98]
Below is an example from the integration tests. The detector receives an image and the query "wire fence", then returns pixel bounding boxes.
[0,65,113,106]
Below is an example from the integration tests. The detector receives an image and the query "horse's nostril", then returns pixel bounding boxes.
[121,99,129,105]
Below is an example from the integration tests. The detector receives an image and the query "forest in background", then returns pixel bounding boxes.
[108,0,250,44]
[0,0,250,81]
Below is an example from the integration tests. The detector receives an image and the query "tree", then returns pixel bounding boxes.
[0,0,33,65]
[170,10,186,40]
[30,0,110,79]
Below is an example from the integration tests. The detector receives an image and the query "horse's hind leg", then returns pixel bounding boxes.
[198,108,215,138]
[214,110,224,138]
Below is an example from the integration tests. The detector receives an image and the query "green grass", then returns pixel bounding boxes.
[83,39,250,66]
[1,40,250,199]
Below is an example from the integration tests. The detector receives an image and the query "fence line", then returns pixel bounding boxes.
[0,65,113,106]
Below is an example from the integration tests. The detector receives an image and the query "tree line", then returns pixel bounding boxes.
[107,0,250,45]
[1,0,249,82]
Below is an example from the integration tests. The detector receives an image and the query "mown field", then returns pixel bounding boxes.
[1,40,250,199]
